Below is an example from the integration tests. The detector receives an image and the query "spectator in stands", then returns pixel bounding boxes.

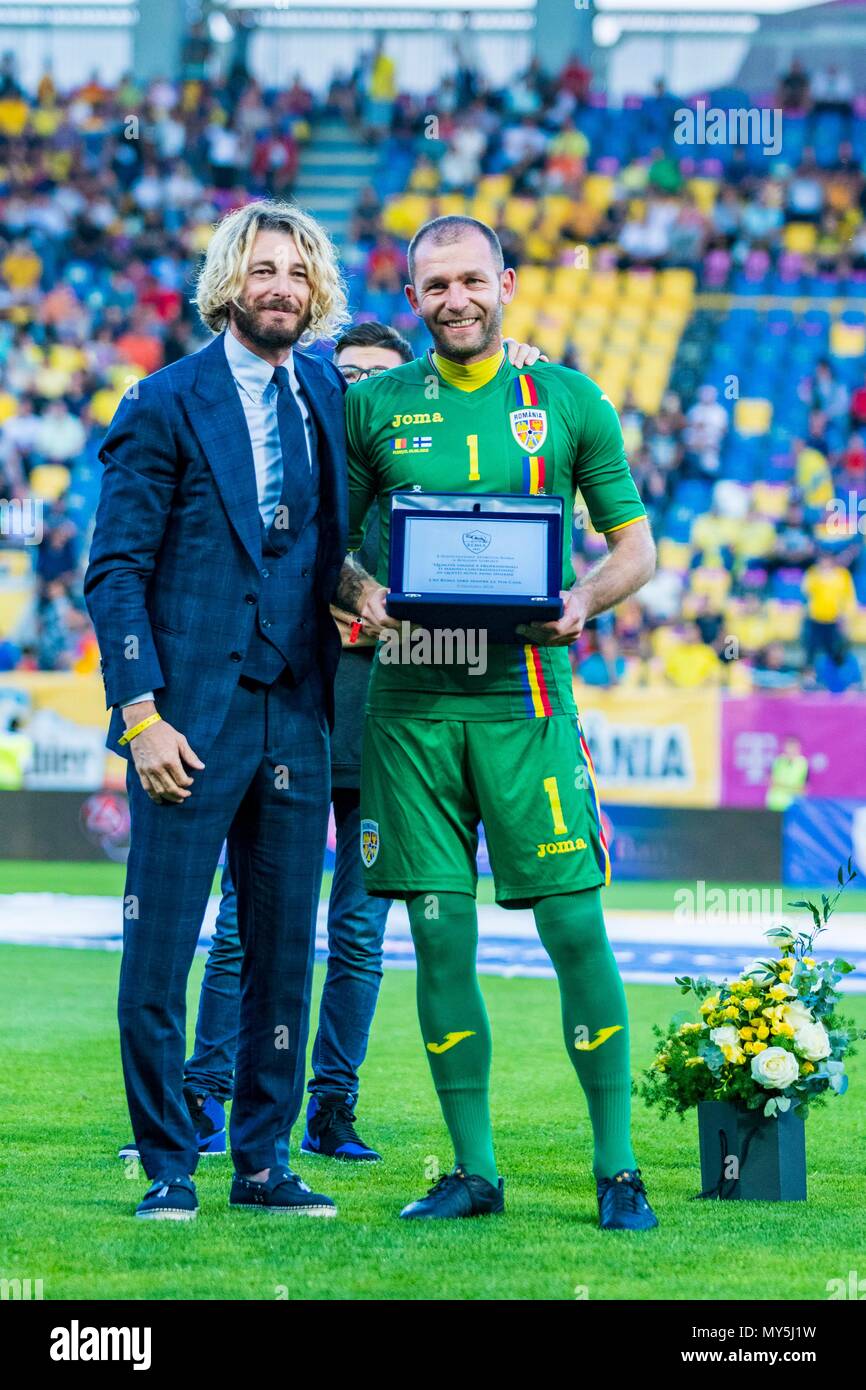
[575,631,625,688]
[786,150,825,223]
[663,624,722,688]
[751,643,800,692]
[440,113,488,192]
[811,65,854,116]
[777,58,811,112]
[365,231,404,292]
[770,502,816,571]
[812,634,863,693]
[802,552,856,665]
[363,34,396,137]
[683,384,728,481]
[35,400,86,465]
[800,357,849,420]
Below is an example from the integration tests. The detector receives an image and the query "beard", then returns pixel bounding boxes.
[427,301,503,361]
[230,293,311,351]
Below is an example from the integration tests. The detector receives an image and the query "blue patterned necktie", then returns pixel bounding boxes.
[271,365,312,521]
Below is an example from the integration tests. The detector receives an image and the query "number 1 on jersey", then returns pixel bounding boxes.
[466,433,479,481]
[543,776,568,836]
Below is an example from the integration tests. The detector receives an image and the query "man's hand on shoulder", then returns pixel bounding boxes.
[122,701,205,805]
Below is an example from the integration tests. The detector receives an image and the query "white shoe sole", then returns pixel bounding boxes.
[229,1203,338,1217]
[135,1208,198,1221]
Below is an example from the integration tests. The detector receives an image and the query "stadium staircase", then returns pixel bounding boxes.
[293,118,379,249]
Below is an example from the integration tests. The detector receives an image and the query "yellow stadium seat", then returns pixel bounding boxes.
[582,174,615,211]
[629,378,667,414]
[766,600,804,642]
[0,391,18,423]
[657,538,692,572]
[734,398,773,437]
[621,270,657,303]
[657,268,695,304]
[478,174,512,201]
[541,194,572,229]
[0,550,32,580]
[550,265,587,303]
[752,482,790,519]
[28,464,71,501]
[435,194,467,218]
[382,194,432,237]
[517,266,551,300]
[0,587,31,637]
[783,222,818,253]
[847,606,866,642]
[686,178,718,215]
[830,320,866,358]
[585,271,620,305]
[501,198,537,234]
[733,517,777,558]
[690,567,732,604]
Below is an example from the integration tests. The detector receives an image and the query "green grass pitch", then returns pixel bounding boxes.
[1,942,865,1300]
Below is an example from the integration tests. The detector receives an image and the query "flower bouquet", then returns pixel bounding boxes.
[640,863,865,1200]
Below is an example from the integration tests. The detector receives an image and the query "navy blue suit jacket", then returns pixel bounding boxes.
[84,333,348,761]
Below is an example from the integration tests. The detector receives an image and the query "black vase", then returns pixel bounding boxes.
[697,1100,807,1201]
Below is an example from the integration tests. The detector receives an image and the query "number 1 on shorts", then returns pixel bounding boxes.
[543,775,568,836]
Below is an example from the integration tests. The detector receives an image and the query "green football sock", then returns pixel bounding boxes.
[406,891,498,1187]
[533,889,637,1180]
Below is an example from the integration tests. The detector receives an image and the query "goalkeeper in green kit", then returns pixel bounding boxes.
[336,216,659,1230]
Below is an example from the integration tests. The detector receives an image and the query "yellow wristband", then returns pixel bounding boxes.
[118,712,162,746]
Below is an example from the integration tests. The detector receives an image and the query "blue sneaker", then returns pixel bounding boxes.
[229,1168,337,1217]
[597,1168,659,1231]
[301,1094,382,1162]
[135,1174,198,1221]
[118,1090,226,1160]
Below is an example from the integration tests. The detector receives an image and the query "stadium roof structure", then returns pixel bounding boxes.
[735,0,866,89]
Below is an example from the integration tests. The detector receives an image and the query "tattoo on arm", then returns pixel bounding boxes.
[335,554,377,613]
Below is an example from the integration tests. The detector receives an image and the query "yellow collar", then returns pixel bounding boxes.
[431,346,505,392]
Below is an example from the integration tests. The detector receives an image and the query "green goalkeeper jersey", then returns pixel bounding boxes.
[346,350,646,720]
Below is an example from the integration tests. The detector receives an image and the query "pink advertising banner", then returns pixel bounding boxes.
[720,693,866,808]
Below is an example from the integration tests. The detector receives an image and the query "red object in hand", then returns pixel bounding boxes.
[349,620,362,645]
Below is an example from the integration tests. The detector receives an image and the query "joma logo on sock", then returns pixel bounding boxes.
[50,1321,152,1371]
[536,838,586,858]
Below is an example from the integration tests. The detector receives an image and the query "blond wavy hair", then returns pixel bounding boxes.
[193,200,350,343]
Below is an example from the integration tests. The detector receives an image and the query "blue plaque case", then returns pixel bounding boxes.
[386,491,564,643]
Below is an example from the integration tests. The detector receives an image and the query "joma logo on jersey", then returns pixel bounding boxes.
[510,407,547,453]
[536,837,586,859]
[391,412,444,427]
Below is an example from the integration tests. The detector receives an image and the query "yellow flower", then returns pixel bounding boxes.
[685,1057,705,1067]
[722,1045,747,1065]
[803,957,816,968]
[739,1027,754,1040]
[700,996,720,1016]
[678,1022,703,1034]
[801,1060,814,1074]
[742,996,762,1013]
[779,971,793,984]
[769,983,796,1001]
[743,1041,756,1054]
[756,1024,770,1040]
[730,980,748,994]
[774,1022,795,1038]
[723,1005,740,1021]
[779,957,796,970]
[751,1040,768,1053]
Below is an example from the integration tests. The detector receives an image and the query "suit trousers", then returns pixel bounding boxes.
[119,670,330,1178]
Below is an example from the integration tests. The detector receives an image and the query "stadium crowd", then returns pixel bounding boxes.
[1,41,865,692]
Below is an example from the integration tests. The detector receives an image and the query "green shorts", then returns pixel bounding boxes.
[359,713,611,906]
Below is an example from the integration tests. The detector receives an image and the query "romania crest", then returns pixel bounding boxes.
[509,406,547,453]
[360,818,379,867]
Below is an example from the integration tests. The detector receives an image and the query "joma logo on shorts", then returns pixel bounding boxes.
[536,838,586,858]
[391,412,443,427]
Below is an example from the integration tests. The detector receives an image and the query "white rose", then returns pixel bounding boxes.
[793,1021,831,1061]
[784,999,814,1030]
[743,960,773,980]
[710,1026,740,1051]
[750,1046,799,1090]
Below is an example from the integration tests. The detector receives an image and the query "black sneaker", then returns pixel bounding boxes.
[400,1165,505,1220]
[229,1167,337,1217]
[135,1174,198,1221]
[118,1089,226,1159]
[597,1168,659,1231]
[301,1093,382,1162]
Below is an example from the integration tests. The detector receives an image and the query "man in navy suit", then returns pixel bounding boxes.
[85,201,350,1220]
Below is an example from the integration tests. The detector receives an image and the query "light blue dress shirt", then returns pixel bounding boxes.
[223,324,314,527]
[121,328,315,710]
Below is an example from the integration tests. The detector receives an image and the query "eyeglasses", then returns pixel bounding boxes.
[337,365,391,383]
